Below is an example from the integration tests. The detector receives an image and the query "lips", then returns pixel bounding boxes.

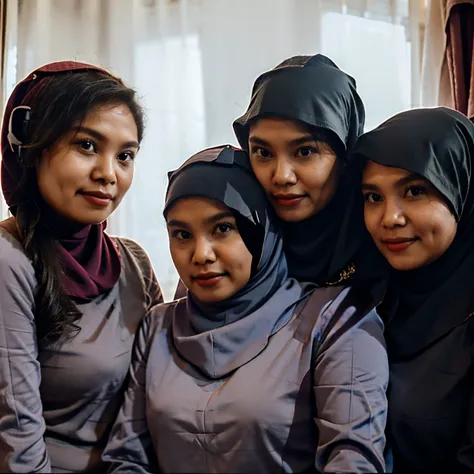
[381,237,418,252]
[80,190,113,207]
[272,193,305,207]
[192,272,227,288]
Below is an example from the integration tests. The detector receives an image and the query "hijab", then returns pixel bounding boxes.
[164,145,308,378]
[1,61,123,301]
[233,54,373,286]
[352,107,474,357]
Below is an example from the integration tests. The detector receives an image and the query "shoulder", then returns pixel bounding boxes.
[319,284,385,351]
[112,236,154,281]
[297,283,384,348]
[113,236,150,262]
[112,235,163,306]
[0,223,35,282]
[143,298,184,336]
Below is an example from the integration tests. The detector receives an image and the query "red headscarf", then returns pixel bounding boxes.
[1,61,124,301]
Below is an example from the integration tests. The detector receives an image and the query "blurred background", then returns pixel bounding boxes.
[1,0,472,299]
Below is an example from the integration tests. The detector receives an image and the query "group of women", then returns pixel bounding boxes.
[0,54,473,473]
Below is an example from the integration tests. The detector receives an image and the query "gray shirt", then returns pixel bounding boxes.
[103,285,388,473]
[0,226,163,473]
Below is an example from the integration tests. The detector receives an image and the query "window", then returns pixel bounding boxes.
[1,0,425,299]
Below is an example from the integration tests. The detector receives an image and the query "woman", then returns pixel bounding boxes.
[0,61,162,472]
[233,54,382,288]
[354,107,474,472]
[103,145,388,473]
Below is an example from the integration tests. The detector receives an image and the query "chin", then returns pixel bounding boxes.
[68,213,110,226]
[191,285,238,304]
[385,256,424,272]
[275,209,311,222]
[192,291,226,303]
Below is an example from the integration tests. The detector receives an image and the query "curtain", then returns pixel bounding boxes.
[421,0,474,120]
[2,0,423,299]
[446,3,474,119]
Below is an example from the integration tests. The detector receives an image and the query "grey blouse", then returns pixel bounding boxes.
[103,285,388,473]
[0,227,163,473]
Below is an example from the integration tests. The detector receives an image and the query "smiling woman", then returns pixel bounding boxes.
[353,107,474,472]
[166,198,253,303]
[248,118,340,222]
[233,54,385,290]
[103,145,389,474]
[37,103,139,224]
[0,61,163,473]
[361,162,457,270]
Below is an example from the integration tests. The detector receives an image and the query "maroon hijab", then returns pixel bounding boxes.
[1,61,123,301]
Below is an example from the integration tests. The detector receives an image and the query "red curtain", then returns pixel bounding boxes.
[445,3,474,120]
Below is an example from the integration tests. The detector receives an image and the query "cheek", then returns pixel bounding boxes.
[301,158,338,191]
[169,245,189,280]
[363,205,379,237]
[38,154,87,190]
[420,206,457,247]
[250,162,272,190]
[224,240,253,280]
[116,166,135,195]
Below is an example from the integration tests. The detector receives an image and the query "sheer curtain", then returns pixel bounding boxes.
[2,0,424,299]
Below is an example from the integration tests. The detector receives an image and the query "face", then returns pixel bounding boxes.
[37,103,139,225]
[167,197,253,303]
[248,117,340,221]
[362,160,457,271]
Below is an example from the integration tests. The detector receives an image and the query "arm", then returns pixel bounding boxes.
[103,312,159,473]
[0,257,51,472]
[313,299,388,473]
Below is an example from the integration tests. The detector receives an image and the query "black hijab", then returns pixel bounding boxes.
[233,54,374,286]
[164,145,308,378]
[352,107,474,357]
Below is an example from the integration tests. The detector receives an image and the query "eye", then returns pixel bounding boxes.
[295,146,317,158]
[215,222,235,234]
[77,139,96,153]
[405,186,426,198]
[363,192,382,203]
[251,147,272,160]
[118,151,135,162]
[171,230,191,241]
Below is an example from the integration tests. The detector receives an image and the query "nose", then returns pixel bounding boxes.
[192,236,216,265]
[272,157,297,187]
[91,154,117,185]
[382,199,406,228]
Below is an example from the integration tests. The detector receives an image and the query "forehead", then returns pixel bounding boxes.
[249,117,311,137]
[166,197,230,223]
[77,103,138,140]
[362,160,417,184]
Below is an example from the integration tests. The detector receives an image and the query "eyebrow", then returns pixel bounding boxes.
[248,134,316,148]
[167,210,234,228]
[207,210,234,224]
[362,173,422,191]
[72,126,140,149]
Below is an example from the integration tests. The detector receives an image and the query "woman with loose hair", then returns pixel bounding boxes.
[0,61,162,472]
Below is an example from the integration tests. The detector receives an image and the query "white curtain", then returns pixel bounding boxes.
[2,0,424,300]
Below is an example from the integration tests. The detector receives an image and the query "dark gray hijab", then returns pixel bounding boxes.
[352,107,474,357]
[233,54,375,286]
[164,145,307,378]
